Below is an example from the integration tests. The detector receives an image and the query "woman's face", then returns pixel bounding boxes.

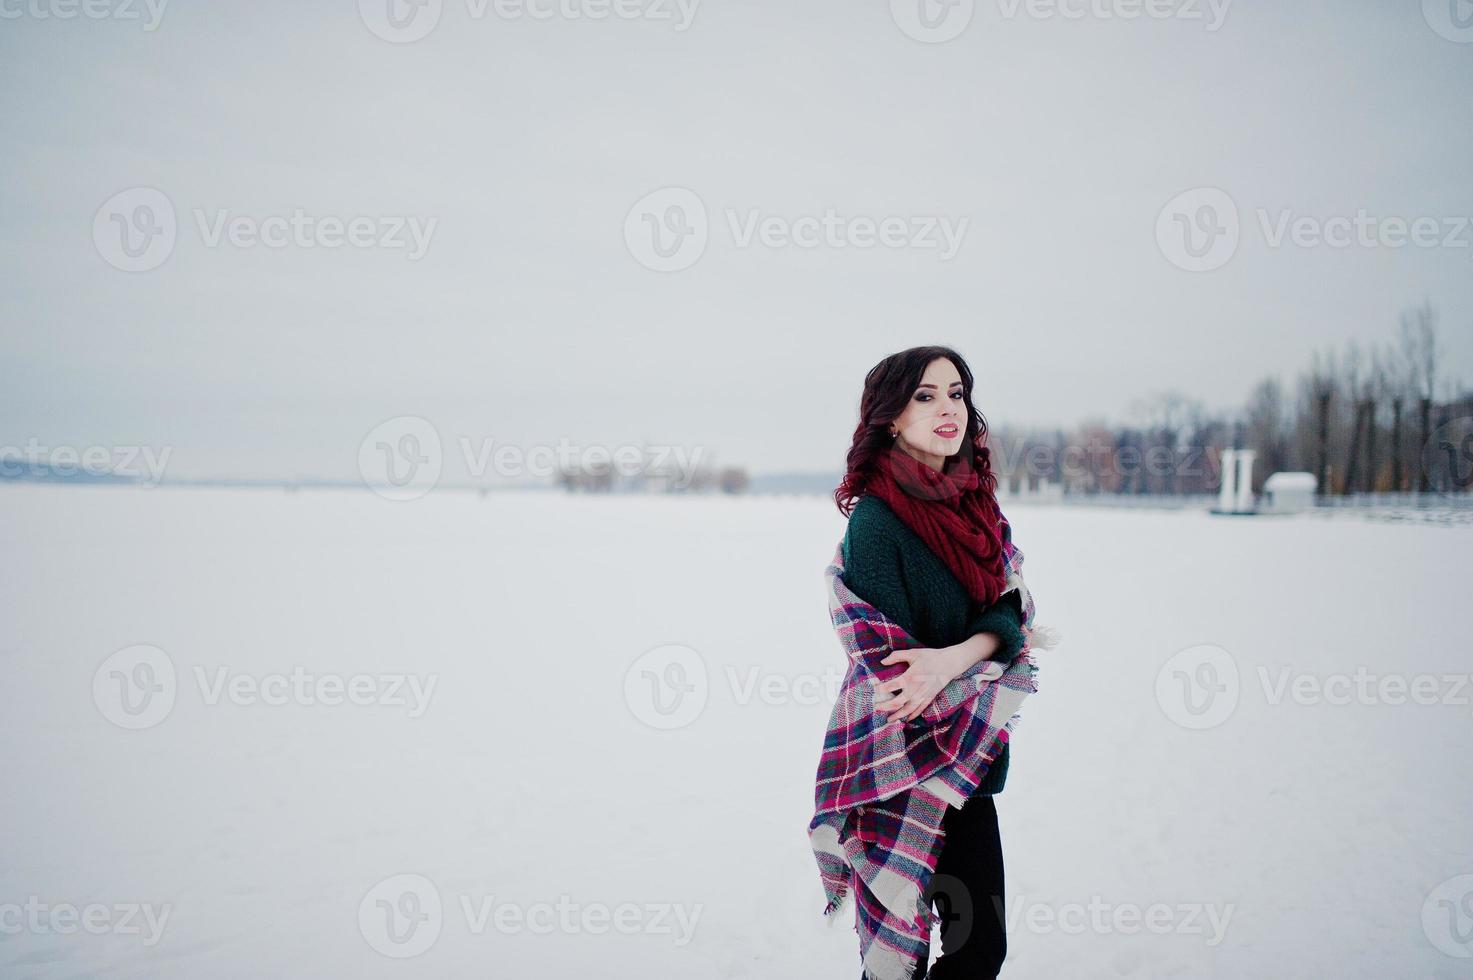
[889,357,966,470]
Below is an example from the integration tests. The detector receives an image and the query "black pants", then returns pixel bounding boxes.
[911,793,1007,979]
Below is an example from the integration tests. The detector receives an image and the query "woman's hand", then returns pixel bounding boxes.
[872,634,1001,725]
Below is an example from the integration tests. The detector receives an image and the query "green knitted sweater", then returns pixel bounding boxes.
[840,493,1027,796]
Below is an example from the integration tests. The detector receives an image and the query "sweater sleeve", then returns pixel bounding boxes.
[841,500,917,637]
[965,588,1026,665]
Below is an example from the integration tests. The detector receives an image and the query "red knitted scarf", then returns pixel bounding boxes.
[865,443,1009,607]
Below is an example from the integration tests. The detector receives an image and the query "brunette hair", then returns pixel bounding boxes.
[833,345,997,516]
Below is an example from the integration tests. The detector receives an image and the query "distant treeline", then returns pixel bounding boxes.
[994,301,1470,496]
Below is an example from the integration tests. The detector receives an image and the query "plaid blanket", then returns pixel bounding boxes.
[807,526,1055,980]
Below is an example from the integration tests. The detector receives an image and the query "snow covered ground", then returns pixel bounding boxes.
[1,483,1470,979]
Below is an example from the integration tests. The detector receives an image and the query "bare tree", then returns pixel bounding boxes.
[1387,333,1415,493]
[1363,346,1393,491]
[1305,348,1335,496]
[1399,301,1439,492]
[1131,390,1201,494]
[1342,342,1370,494]
[1245,376,1289,483]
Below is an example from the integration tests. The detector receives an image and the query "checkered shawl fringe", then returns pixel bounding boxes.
[807,526,1056,980]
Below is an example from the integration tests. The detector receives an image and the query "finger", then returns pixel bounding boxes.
[901,696,931,722]
[880,650,911,665]
[873,673,907,694]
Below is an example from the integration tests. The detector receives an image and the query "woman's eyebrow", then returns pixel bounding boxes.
[916,382,964,390]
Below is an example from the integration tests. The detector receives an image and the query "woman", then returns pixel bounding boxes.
[834,345,1027,980]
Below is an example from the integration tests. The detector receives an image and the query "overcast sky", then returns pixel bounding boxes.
[2,0,1470,481]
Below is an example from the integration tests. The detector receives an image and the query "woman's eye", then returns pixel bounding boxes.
[915,393,930,402]
[951,391,964,399]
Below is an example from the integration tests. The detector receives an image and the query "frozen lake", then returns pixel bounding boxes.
[1,484,1470,978]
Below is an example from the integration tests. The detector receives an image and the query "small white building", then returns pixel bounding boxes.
[1262,471,1317,513]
